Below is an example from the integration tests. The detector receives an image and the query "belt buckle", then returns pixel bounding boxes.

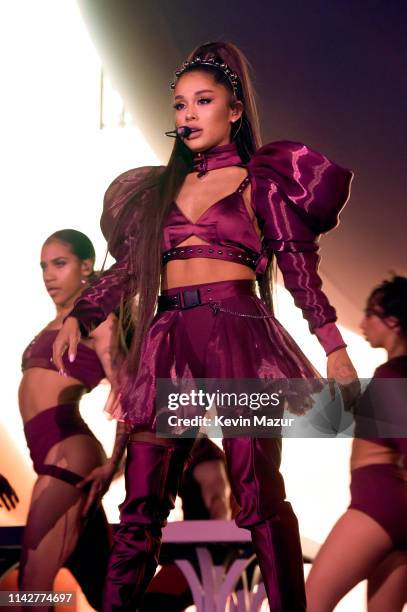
[182,288,201,308]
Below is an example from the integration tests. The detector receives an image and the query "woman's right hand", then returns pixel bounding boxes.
[327,347,361,412]
[52,317,81,374]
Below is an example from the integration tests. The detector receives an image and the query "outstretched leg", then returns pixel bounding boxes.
[19,432,108,611]
[18,474,86,612]
[223,436,306,612]
[306,508,394,612]
[103,437,193,612]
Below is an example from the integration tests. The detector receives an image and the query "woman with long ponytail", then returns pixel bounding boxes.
[54,41,356,610]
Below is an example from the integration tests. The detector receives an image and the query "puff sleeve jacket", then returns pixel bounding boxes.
[68,165,164,335]
[248,141,353,353]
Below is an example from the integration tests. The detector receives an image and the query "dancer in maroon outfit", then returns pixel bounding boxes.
[53,42,357,611]
[19,230,128,611]
[306,276,407,612]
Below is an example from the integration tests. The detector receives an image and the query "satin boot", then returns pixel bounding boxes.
[250,501,306,612]
[222,437,306,612]
[103,440,191,612]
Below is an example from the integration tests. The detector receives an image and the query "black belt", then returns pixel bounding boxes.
[157,280,256,312]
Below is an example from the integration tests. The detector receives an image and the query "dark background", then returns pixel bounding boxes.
[77,0,407,332]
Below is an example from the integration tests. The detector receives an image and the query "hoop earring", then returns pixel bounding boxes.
[232,116,243,140]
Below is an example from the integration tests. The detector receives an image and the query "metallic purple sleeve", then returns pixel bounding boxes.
[313,322,347,355]
[67,166,164,335]
[275,248,337,328]
[249,141,353,351]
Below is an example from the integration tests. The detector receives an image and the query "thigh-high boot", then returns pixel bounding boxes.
[223,437,306,612]
[103,440,191,612]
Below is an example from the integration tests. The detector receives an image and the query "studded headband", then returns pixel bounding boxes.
[170,56,240,97]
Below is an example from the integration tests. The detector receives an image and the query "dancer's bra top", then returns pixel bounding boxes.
[21,329,105,390]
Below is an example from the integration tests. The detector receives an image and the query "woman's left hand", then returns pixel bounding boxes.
[327,347,360,410]
[77,461,117,517]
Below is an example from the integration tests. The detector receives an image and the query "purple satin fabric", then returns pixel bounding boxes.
[100,165,165,259]
[192,142,243,175]
[108,279,320,428]
[314,322,347,355]
[69,140,352,350]
[248,141,352,235]
[162,188,260,254]
[22,330,105,390]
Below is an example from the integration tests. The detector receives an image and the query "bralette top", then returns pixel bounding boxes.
[22,329,105,390]
[162,172,262,270]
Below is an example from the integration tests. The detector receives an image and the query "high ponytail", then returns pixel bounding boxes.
[185,41,262,158]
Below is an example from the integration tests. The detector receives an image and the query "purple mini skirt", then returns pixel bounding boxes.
[114,279,320,429]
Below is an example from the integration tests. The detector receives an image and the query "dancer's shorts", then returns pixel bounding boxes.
[22,404,111,610]
[349,463,407,549]
[24,403,101,486]
[115,278,320,429]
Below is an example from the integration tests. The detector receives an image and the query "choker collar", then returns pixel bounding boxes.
[192,143,243,177]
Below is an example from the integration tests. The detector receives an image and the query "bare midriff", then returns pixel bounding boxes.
[350,438,407,481]
[19,369,86,423]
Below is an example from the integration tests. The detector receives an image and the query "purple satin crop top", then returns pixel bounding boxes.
[68,140,353,355]
[162,174,263,270]
[22,329,105,390]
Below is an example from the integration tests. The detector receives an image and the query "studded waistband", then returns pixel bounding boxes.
[161,243,260,270]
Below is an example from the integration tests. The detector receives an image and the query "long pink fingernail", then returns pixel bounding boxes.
[69,354,75,363]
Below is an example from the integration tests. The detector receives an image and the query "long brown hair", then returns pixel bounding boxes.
[112,41,274,382]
